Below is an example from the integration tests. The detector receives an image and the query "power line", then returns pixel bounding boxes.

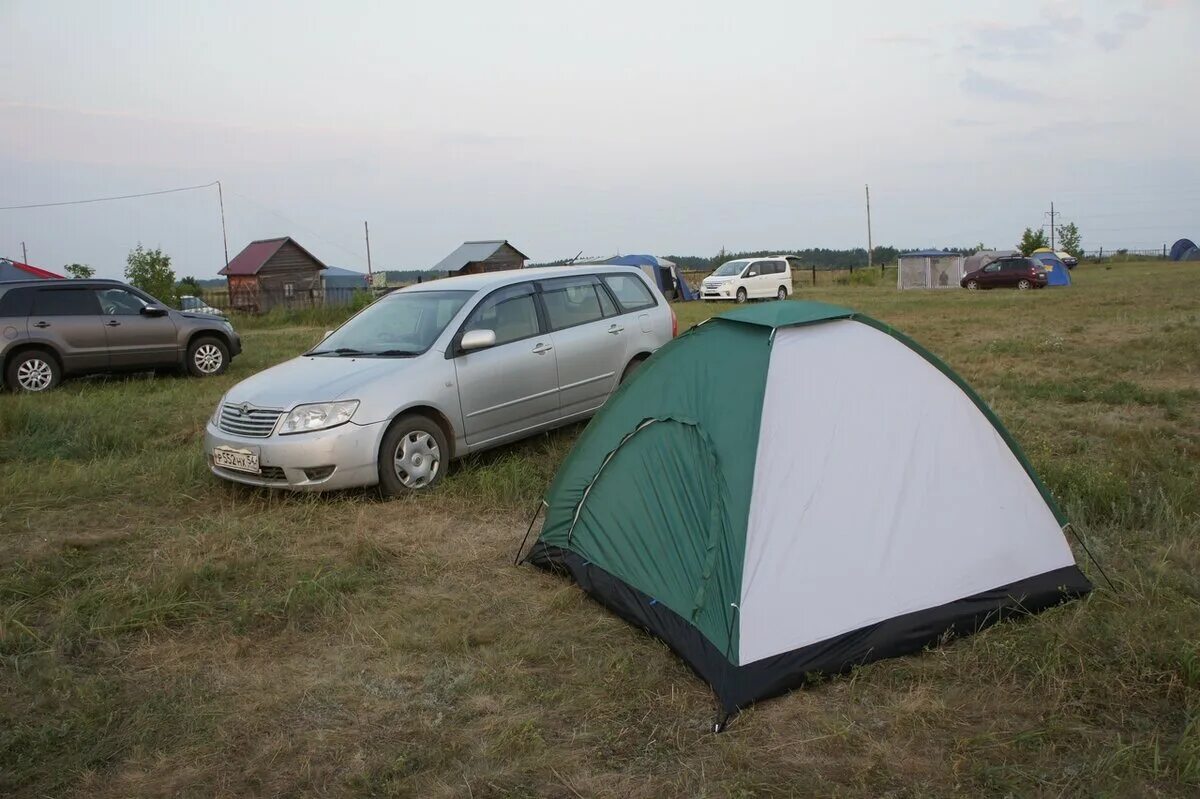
[0,181,220,211]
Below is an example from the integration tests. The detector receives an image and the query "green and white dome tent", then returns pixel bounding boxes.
[524,300,1092,722]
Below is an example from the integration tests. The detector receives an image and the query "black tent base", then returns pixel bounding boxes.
[527,541,1093,716]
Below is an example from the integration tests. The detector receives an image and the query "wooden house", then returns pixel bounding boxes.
[432,240,528,276]
[220,237,327,312]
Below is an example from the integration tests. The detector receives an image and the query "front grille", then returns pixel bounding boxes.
[218,404,283,437]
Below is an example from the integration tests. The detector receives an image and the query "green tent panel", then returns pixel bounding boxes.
[527,301,1091,720]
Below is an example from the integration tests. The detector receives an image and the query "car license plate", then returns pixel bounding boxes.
[213,445,260,474]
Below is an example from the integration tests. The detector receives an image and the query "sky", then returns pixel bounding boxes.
[2,0,1198,279]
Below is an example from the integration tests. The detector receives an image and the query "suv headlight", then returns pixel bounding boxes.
[279,401,359,435]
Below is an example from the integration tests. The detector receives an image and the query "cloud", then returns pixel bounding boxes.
[1094,9,1152,50]
[868,32,934,46]
[961,69,1047,103]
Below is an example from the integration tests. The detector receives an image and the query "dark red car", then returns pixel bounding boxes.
[961,257,1048,290]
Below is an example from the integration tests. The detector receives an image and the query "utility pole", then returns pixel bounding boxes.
[865,184,875,272]
[21,241,27,263]
[364,221,373,279]
[1043,201,1057,251]
[216,181,229,270]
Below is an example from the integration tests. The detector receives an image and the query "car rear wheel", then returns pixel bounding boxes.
[378,414,448,496]
[965,280,980,290]
[735,287,748,304]
[6,349,60,392]
[1017,279,1032,290]
[776,286,788,300]
[187,336,229,377]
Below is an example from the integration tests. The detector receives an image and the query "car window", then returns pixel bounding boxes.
[601,274,656,312]
[32,288,101,316]
[983,263,1001,273]
[541,282,605,330]
[97,287,150,315]
[595,283,618,316]
[463,285,541,346]
[181,296,200,310]
[0,288,34,317]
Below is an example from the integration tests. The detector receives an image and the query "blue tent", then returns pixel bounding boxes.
[1030,253,1071,286]
[602,254,696,300]
[1170,239,1199,262]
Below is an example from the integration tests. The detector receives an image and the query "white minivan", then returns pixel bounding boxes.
[700,257,793,303]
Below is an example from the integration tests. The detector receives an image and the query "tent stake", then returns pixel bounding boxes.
[513,500,547,566]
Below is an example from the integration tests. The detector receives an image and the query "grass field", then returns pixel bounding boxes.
[2,261,1198,797]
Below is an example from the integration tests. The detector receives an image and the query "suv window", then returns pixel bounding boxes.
[463,284,541,346]
[601,274,656,312]
[32,288,101,316]
[983,263,1001,273]
[97,287,150,315]
[0,288,34,317]
[540,278,606,330]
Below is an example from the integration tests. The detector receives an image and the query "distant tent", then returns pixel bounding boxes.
[1030,252,1072,286]
[602,255,696,301]
[524,301,1092,720]
[0,258,64,282]
[963,250,1018,275]
[1169,239,1200,262]
[897,250,965,289]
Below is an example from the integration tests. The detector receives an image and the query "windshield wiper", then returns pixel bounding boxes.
[304,347,366,357]
[372,349,419,357]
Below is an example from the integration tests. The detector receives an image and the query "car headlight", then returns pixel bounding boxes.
[279,400,360,435]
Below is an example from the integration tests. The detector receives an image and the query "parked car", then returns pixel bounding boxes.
[700,256,793,303]
[960,257,1048,291]
[1056,251,1078,269]
[0,278,241,392]
[180,294,224,315]
[204,266,675,495]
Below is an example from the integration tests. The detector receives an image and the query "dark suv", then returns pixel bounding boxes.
[0,279,241,392]
[961,257,1048,291]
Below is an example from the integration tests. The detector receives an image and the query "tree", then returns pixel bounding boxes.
[1018,227,1048,256]
[63,263,94,279]
[1057,222,1082,258]
[177,275,202,296]
[125,245,178,306]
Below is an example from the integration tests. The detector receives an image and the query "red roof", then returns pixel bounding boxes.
[4,259,65,279]
[219,237,327,276]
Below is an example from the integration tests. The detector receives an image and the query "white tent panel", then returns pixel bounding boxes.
[737,320,1075,666]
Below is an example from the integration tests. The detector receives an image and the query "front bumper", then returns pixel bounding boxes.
[204,418,384,491]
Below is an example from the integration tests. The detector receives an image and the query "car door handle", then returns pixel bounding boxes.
[106,320,121,327]
[33,321,50,328]
[532,343,553,355]
[607,324,624,334]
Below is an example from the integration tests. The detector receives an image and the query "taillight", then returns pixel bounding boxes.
[670,307,678,337]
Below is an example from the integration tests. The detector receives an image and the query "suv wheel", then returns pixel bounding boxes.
[1017,279,1032,290]
[735,287,748,304]
[6,349,60,392]
[378,414,448,496]
[776,286,788,301]
[187,336,229,377]
[965,280,980,290]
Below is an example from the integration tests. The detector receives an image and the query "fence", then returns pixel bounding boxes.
[1083,247,1171,262]
[196,286,371,314]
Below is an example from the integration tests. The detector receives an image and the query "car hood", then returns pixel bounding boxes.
[703,274,736,283]
[224,355,416,409]
[179,311,227,322]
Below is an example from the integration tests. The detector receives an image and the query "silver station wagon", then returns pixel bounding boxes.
[205,266,676,494]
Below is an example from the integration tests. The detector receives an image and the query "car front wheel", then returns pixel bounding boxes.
[1017,279,1032,290]
[965,280,980,290]
[6,349,60,392]
[735,288,748,304]
[187,336,229,377]
[378,414,448,496]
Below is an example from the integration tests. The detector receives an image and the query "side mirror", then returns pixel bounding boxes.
[747,271,757,277]
[460,329,496,352]
[322,330,334,341]
[142,305,169,317]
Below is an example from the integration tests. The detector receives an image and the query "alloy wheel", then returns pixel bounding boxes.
[16,358,53,391]
[966,280,979,290]
[393,430,441,489]
[1018,279,1031,290]
[193,344,223,373]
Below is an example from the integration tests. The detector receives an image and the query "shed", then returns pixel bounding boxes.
[322,266,371,306]
[432,240,528,276]
[0,258,64,282]
[219,237,327,313]
[898,250,966,290]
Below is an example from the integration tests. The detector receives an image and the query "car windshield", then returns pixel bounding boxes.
[181,297,200,309]
[308,290,473,357]
[712,259,751,277]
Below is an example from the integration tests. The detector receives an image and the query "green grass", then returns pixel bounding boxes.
[2,261,1199,796]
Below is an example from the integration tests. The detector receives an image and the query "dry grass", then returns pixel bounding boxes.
[2,261,1198,797]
